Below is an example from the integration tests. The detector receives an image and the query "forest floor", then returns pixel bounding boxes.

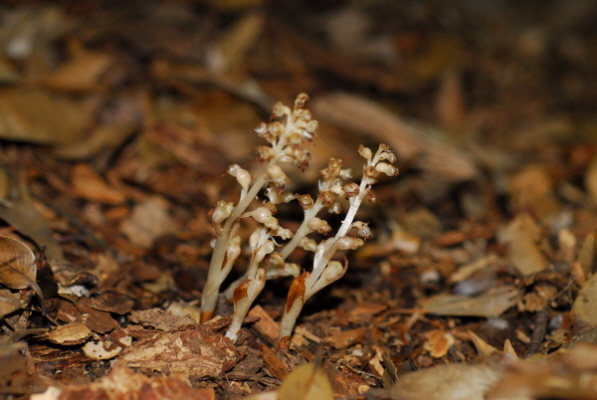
[2,1,597,399]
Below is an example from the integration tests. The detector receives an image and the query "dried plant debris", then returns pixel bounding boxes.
[119,326,237,378]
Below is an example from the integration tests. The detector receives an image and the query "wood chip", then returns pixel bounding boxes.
[323,328,365,349]
[248,305,279,344]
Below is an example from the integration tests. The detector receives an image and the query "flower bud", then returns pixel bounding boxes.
[211,201,234,225]
[321,261,344,283]
[256,146,275,162]
[375,162,399,176]
[328,202,342,214]
[358,145,372,162]
[228,164,251,192]
[307,217,331,234]
[352,221,371,239]
[342,182,360,198]
[335,237,364,251]
[250,207,272,224]
[300,238,318,252]
[226,235,242,261]
[267,165,289,188]
[318,190,335,205]
[268,121,285,138]
[272,102,289,117]
[297,194,314,209]
[294,93,309,109]
[305,120,318,135]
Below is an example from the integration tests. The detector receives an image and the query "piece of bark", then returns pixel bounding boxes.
[248,305,279,344]
[260,344,289,381]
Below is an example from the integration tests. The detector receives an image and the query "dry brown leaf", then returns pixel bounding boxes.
[44,322,92,346]
[277,362,334,400]
[419,285,521,318]
[30,363,214,400]
[71,163,127,205]
[571,270,597,332]
[323,328,366,350]
[128,308,196,332]
[499,213,548,276]
[508,164,560,220]
[40,40,116,91]
[0,235,36,290]
[387,362,502,400]
[0,341,48,395]
[119,326,237,378]
[311,92,478,181]
[120,195,177,248]
[578,232,597,275]
[488,344,597,400]
[0,171,63,261]
[0,288,25,318]
[54,123,138,160]
[423,330,455,358]
[0,88,98,145]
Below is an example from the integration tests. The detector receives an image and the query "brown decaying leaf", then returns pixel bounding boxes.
[127,308,196,332]
[277,362,334,400]
[387,362,502,400]
[419,285,522,318]
[120,195,178,249]
[571,269,597,332]
[0,88,98,145]
[119,326,237,378]
[487,344,597,400]
[0,235,36,290]
[44,322,92,346]
[71,164,126,205]
[30,363,214,400]
[311,92,478,181]
[0,168,63,260]
[499,213,549,276]
[0,288,24,318]
[40,39,116,91]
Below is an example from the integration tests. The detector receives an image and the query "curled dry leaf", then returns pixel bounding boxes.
[277,362,334,400]
[45,322,92,346]
[571,270,597,332]
[499,213,548,276]
[387,362,503,400]
[0,288,25,318]
[0,235,39,290]
[419,285,522,318]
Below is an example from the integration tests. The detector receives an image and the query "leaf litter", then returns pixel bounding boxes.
[1,1,597,399]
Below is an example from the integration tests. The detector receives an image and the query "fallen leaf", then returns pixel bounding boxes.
[40,39,116,91]
[120,195,177,248]
[571,270,597,332]
[419,285,522,318]
[0,88,98,145]
[499,213,549,276]
[119,326,237,378]
[387,362,502,400]
[71,163,127,205]
[0,235,36,290]
[30,363,214,400]
[0,168,63,260]
[278,362,334,400]
[44,322,92,346]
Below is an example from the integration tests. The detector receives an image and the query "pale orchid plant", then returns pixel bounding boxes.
[200,93,398,344]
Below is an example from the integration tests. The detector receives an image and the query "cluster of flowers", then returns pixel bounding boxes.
[200,93,398,344]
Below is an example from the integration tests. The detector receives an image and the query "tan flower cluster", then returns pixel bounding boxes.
[200,94,398,344]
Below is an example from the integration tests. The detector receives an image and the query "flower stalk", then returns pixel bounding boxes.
[200,93,398,344]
